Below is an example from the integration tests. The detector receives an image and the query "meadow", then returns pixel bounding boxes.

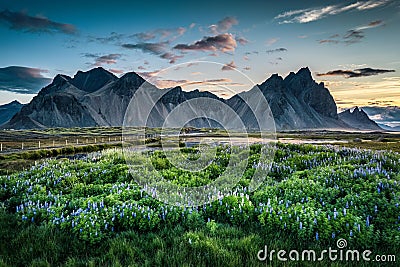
[0,142,399,266]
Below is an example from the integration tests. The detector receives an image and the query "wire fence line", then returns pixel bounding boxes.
[0,133,164,154]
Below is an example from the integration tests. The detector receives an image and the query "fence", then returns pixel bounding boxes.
[0,134,160,154]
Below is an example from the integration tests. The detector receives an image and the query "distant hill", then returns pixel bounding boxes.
[362,106,400,131]
[378,124,400,131]
[2,67,382,131]
[0,100,24,126]
[338,107,382,131]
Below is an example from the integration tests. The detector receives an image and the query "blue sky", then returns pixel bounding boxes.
[0,0,399,108]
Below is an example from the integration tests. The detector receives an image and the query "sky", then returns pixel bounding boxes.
[0,0,399,109]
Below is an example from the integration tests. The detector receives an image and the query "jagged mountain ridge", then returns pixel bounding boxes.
[339,107,382,131]
[2,67,380,131]
[228,67,344,130]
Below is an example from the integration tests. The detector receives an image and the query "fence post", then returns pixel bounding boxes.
[1,143,2,152]
[53,140,55,147]
[66,140,68,146]
[95,138,96,143]
[76,139,78,144]
[22,143,24,150]
[38,141,41,149]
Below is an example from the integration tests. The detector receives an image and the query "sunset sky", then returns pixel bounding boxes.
[0,0,399,108]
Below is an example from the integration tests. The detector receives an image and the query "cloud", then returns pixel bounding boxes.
[82,53,122,66]
[209,16,238,34]
[276,5,338,24]
[245,51,259,55]
[132,32,155,41]
[0,66,51,94]
[132,27,186,42]
[88,32,125,44]
[356,0,392,10]
[221,61,237,71]
[137,70,162,80]
[151,78,244,89]
[122,41,181,63]
[122,42,168,55]
[319,20,384,45]
[317,68,395,78]
[174,33,237,53]
[0,9,77,35]
[236,36,249,45]
[319,39,340,44]
[355,20,385,30]
[343,30,365,44]
[160,52,183,64]
[190,72,202,76]
[266,48,287,53]
[275,1,391,24]
[266,38,279,46]
[108,69,124,74]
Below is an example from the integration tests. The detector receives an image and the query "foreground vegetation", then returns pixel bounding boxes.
[0,143,399,266]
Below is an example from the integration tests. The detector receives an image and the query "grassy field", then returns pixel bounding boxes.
[1,127,400,174]
[0,141,399,266]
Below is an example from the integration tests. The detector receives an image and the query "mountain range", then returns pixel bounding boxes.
[361,106,400,131]
[0,67,383,131]
[338,107,382,131]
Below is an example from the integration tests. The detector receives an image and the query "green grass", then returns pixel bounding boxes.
[0,142,399,266]
[0,207,397,266]
[0,143,122,175]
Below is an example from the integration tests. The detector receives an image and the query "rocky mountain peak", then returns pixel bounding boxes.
[7,100,22,106]
[53,74,71,84]
[259,73,283,92]
[71,67,117,93]
[297,66,312,78]
[118,71,145,86]
[339,107,382,130]
[110,71,146,97]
